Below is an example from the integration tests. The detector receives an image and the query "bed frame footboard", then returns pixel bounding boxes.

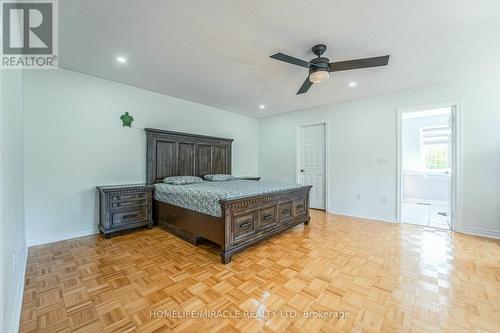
[219,186,312,263]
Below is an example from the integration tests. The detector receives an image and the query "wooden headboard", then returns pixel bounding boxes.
[145,128,233,184]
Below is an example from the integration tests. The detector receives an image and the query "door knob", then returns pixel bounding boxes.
[300,169,305,172]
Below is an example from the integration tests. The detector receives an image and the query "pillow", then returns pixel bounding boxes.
[203,174,235,181]
[163,176,203,185]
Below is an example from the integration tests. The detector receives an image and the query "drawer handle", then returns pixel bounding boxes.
[239,221,251,228]
[116,203,121,207]
[296,204,304,209]
[123,213,138,219]
[281,209,289,214]
[263,214,273,220]
[117,196,121,200]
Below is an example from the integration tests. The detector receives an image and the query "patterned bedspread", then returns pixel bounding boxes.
[154,180,305,217]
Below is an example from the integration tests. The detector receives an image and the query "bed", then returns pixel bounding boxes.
[146,128,312,263]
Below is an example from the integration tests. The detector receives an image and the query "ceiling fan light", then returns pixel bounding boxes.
[309,70,330,83]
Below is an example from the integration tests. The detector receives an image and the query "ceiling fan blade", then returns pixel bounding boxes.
[329,55,390,72]
[270,53,310,68]
[297,77,313,95]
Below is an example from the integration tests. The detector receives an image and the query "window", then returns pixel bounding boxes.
[420,125,450,171]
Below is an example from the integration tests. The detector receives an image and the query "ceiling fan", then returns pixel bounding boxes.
[270,44,390,95]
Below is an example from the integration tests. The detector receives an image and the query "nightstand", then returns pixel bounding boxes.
[237,176,261,181]
[96,184,154,238]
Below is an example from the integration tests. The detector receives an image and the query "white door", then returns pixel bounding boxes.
[298,124,326,210]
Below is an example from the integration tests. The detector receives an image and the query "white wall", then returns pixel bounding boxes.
[1,69,27,333]
[24,69,259,245]
[259,74,500,237]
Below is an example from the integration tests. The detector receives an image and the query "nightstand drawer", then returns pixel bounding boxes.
[112,208,148,226]
[112,193,147,202]
[111,199,147,209]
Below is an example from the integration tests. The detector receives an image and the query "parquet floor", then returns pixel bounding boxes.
[19,210,500,332]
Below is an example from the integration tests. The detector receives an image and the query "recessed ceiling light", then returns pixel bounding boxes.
[116,56,127,64]
[349,82,357,87]
[259,104,266,110]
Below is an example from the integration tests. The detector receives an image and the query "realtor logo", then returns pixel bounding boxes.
[1,0,58,68]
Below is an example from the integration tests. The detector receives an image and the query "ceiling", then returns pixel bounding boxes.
[59,0,500,117]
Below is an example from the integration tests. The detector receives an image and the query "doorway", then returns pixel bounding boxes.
[397,103,460,230]
[297,123,326,210]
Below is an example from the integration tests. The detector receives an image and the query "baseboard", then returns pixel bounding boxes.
[329,208,397,224]
[6,241,28,333]
[27,226,99,247]
[460,227,500,240]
